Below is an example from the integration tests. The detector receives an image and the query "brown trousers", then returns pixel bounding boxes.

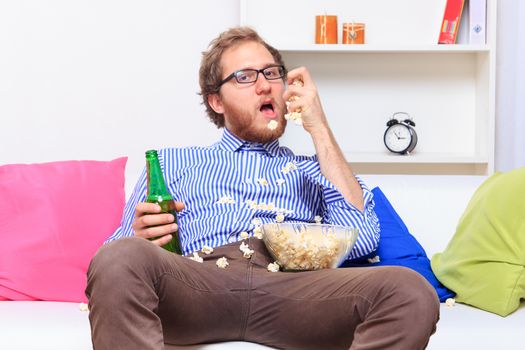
[86,237,439,350]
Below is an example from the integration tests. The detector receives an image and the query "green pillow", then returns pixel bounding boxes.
[431,167,525,316]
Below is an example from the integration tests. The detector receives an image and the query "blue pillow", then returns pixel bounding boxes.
[341,187,454,302]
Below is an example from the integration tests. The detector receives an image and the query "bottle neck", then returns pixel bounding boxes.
[146,151,172,202]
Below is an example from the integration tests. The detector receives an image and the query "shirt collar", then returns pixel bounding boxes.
[217,128,281,157]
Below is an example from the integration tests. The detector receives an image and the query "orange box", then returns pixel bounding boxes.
[315,15,338,44]
[342,23,365,44]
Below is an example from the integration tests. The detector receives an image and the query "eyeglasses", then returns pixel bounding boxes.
[218,65,286,88]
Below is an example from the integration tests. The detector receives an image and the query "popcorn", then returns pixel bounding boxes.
[267,262,280,272]
[314,215,323,224]
[201,246,214,255]
[216,195,235,204]
[257,178,269,186]
[252,218,263,226]
[281,162,298,174]
[284,110,303,125]
[264,224,347,270]
[240,242,255,258]
[79,303,89,312]
[367,255,381,264]
[445,298,456,307]
[239,242,250,252]
[216,257,229,269]
[276,178,285,186]
[245,200,258,210]
[253,226,263,239]
[189,252,204,263]
[284,80,304,125]
[267,120,278,130]
[275,212,285,223]
[240,231,250,240]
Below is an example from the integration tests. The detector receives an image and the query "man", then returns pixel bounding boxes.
[86,27,439,350]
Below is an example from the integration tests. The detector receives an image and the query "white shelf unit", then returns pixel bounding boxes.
[240,0,497,175]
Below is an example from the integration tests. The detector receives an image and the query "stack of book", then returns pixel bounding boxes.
[438,0,487,44]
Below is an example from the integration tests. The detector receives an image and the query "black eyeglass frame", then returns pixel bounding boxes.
[217,65,286,89]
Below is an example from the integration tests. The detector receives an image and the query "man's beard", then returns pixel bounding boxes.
[222,99,287,144]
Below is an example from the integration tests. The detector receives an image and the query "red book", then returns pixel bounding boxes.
[438,0,466,44]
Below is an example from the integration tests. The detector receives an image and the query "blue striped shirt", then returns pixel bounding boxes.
[107,129,380,259]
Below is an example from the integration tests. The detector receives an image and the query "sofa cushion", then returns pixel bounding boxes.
[0,157,127,302]
[342,187,454,302]
[431,167,525,316]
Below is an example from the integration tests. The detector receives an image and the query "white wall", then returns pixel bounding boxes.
[1,0,523,195]
[0,0,239,193]
[496,0,525,172]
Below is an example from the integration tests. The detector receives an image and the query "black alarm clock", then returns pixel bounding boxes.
[383,112,418,154]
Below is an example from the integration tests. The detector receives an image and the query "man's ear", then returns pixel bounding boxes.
[207,93,224,114]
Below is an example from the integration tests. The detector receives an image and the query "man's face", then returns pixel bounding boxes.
[211,41,287,143]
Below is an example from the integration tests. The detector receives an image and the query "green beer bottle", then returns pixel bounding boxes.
[145,150,182,255]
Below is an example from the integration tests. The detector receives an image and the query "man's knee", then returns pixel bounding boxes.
[375,266,440,320]
[86,237,160,297]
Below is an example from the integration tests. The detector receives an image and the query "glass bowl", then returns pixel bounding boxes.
[261,222,359,271]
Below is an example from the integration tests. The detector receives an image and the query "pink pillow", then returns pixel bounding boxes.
[0,157,127,302]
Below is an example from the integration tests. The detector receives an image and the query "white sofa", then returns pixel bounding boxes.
[1,174,524,350]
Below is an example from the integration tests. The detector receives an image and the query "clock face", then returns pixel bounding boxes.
[384,124,413,153]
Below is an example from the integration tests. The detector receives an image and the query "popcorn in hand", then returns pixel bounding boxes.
[267,262,280,272]
[216,257,229,269]
[284,80,304,125]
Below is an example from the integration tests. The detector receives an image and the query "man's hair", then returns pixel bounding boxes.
[199,26,285,128]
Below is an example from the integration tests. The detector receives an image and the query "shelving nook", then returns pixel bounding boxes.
[241,0,497,175]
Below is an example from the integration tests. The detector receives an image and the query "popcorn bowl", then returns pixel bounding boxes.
[261,222,359,271]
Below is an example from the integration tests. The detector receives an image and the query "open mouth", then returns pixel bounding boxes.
[260,101,276,118]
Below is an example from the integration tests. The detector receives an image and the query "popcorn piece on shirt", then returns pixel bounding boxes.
[281,162,298,174]
[216,195,235,205]
[240,231,250,240]
[252,218,262,226]
[275,212,285,223]
[445,298,456,307]
[367,255,381,264]
[276,178,285,186]
[267,262,280,272]
[267,120,278,130]
[216,257,229,269]
[257,178,269,186]
[201,246,214,255]
[189,252,204,263]
[314,215,323,224]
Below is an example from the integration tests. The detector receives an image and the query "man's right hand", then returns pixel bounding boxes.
[132,202,184,247]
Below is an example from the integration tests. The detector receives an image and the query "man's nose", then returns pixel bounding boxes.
[255,74,271,94]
